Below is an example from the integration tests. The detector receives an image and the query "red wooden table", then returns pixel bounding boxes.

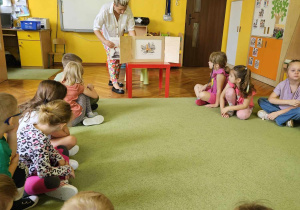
[125,62,171,98]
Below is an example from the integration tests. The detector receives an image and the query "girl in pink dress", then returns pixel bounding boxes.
[220,65,256,120]
[194,52,229,107]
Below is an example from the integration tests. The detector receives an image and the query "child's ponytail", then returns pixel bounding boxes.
[38,100,72,126]
[233,65,255,98]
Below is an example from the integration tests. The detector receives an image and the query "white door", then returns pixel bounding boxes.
[226,0,243,65]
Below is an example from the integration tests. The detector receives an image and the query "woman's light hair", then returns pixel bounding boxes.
[114,0,129,6]
[62,61,84,86]
[61,191,114,210]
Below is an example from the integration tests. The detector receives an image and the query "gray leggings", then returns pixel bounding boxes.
[72,94,92,126]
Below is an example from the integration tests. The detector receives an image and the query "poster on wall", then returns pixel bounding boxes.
[260,19,265,28]
[135,40,163,60]
[252,48,258,57]
[258,8,264,18]
[250,37,256,47]
[257,38,263,48]
[264,0,269,7]
[256,0,261,7]
[249,57,254,66]
[253,19,258,28]
[255,60,260,69]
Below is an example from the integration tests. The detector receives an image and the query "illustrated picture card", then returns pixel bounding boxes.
[249,57,254,66]
[250,37,256,47]
[264,0,269,7]
[260,19,265,28]
[257,38,263,48]
[258,8,264,18]
[255,60,260,69]
[252,48,258,57]
[109,37,120,60]
[253,19,258,28]
[256,0,261,7]
[135,39,163,60]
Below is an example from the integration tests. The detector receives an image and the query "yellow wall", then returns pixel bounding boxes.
[27,0,187,64]
[221,0,255,66]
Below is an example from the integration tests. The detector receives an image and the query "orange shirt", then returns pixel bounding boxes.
[63,83,84,119]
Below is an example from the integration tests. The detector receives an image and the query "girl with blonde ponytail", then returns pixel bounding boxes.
[17,100,78,201]
[220,65,256,120]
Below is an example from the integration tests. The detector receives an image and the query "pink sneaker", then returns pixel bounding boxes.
[195,99,207,106]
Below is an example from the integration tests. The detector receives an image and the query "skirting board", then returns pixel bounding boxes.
[252,72,277,87]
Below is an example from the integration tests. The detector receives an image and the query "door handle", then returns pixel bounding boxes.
[264,27,266,34]
[267,27,270,34]
[189,14,195,25]
[265,41,268,48]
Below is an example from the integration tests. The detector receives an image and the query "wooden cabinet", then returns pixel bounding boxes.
[0,18,8,83]
[247,36,282,81]
[17,30,51,68]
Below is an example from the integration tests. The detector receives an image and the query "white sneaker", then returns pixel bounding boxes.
[69,159,79,170]
[45,184,78,201]
[68,145,79,156]
[286,120,294,127]
[227,110,234,117]
[87,111,99,118]
[12,195,39,210]
[83,115,104,126]
[257,110,269,120]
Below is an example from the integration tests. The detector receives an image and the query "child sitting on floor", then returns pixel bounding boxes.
[235,201,273,210]
[62,61,104,126]
[18,80,79,156]
[61,191,114,210]
[0,93,39,209]
[17,100,78,200]
[0,174,17,210]
[257,59,300,127]
[220,65,256,120]
[194,51,229,107]
[54,53,99,111]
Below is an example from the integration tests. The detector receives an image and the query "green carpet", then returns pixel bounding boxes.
[7,68,61,80]
[33,98,299,210]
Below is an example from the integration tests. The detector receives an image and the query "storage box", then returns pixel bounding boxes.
[21,21,41,30]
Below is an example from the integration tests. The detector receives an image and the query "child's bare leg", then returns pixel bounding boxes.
[50,136,77,150]
[198,91,211,102]
[194,84,204,98]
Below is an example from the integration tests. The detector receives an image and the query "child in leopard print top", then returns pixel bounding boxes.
[17,100,78,200]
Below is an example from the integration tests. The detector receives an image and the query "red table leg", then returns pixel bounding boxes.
[165,66,170,98]
[159,68,163,89]
[128,65,132,98]
[125,64,128,89]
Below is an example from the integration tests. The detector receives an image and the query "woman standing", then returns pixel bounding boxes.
[94,0,136,94]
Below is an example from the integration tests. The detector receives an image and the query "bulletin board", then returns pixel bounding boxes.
[58,0,111,32]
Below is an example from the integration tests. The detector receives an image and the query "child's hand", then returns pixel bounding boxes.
[267,112,280,120]
[221,107,230,115]
[221,113,229,118]
[69,167,75,179]
[289,100,300,107]
[58,159,66,166]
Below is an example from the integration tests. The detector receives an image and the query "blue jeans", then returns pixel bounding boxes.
[258,98,300,126]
